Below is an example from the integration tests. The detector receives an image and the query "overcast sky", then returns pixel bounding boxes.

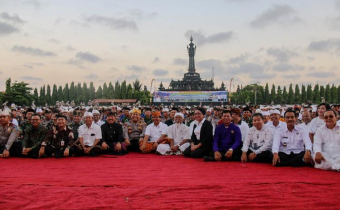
[1,0,340,92]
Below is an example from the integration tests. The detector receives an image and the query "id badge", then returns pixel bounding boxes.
[61,140,65,147]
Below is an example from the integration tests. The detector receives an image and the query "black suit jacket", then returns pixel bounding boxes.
[101,122,123,143]
[191,120,213,149]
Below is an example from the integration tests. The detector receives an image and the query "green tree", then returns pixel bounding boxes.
[76,83,82,104]
[63,83,70,102]
[2,80,33,106]
[108,82,114,99]
[331,84,338,103]
[95,86,103,99]
[282,86,288,104]
[288,83,294,104]
[270,84,276,104]
[102,83,108,98]
[133,79,142,91]
[121,80,127,99]
[301,84,306,103]
[33,88,39,104]
[257,91,263,105]
[52,84,58,105]
[325,84,331,103]
[276,85,283,104]
[46,85,52,105]
[69,82,75,103]
[82,82,89,103]
[57,86,63,102]
[115,81,121,99]
[320,85,325,102]
[39,86,45,105]
[294,84,301,104]
[127,84,133,99]
[89,82,95,100]
[313,84,319,103]
[338,85,340,103]
[264,83,270,104]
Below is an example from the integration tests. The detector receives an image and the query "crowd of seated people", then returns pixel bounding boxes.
[0,103,339,172]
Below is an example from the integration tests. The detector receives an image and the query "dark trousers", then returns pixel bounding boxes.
[0,141,22,157]
[45,145,75,158]
[184,145,211,158]
[271,151,307,167]
[24,147,40,159]
[127,139,141,152]
[74,144,102,156]
[245,150,272,163]
[207,148,243,161]
[101,141,128,155]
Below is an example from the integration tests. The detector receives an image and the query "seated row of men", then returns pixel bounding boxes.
[0,105,339,172]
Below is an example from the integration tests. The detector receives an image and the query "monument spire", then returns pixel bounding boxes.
[187,36,196,73]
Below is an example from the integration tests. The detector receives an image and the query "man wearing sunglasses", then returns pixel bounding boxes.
[313,109,340,171]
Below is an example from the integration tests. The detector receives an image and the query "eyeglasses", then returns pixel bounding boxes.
[324,115,335,119]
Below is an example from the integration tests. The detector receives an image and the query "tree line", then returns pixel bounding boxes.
[0,78,151,106]
[231,83,340,105]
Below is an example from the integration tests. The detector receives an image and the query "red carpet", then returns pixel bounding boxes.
[0,153,339,210]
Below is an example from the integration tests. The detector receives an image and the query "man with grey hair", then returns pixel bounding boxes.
[0,109,19,158]
[76,112,102,156]
[157,112,190,155]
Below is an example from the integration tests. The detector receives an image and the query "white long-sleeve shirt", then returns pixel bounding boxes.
[242,125,274,154]
[308,117,325,135]
[167,123,191,145]
[272,125,312,154]
[235,120,249,143]
[313,122,340,156]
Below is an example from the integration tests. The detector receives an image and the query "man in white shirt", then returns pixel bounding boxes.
[267,109,286,132]
[77,112,102,156]
[241,113,273,163]
[92,110,104,127]
[262,111,270,125]
[231,108,249,143]
[298,111,312,133]
[157,113,190,155]
[140,111,168,153]
[272,109,312,167]
[309,103,330,143]
[313,110,340,171]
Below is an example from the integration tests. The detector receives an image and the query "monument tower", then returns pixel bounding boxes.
[159,36,225,91]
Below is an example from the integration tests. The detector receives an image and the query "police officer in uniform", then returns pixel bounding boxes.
[124,108,146,152]
[0,109,20,158]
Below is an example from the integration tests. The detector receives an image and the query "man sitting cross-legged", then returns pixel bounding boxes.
[272,109,312,167]
[140,111,168,153]
[204,110,242,162]
[124,108,146,152]
[41,114,76,158]
[241,113,273,163]
[313,109,340,171]
[101,112,127,155]
[76,112,102,156]
[156,113,190,155]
